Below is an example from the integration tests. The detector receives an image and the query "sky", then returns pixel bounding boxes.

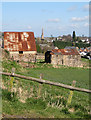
[2,2,89,37]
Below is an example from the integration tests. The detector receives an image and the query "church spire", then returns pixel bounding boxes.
[41,28,44,40]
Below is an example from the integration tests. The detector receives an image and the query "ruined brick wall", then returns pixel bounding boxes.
[51,54,83,67]
[9,52,45,63]
[36,53,45,60]
[9,51,45,62]
[10,53,36,63]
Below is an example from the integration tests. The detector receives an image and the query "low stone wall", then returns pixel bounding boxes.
[36,53,45,60]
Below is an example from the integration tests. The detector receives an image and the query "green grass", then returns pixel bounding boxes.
[2,58,91,118]
[2,89,90,118]
[2,59,89,89]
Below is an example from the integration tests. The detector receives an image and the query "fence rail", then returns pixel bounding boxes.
[1,72,91,94]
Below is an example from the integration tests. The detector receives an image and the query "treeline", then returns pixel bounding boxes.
[53,41,90,49]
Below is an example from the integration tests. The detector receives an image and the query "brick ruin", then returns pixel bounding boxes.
[4,32,37,62]
[45,49,83,67]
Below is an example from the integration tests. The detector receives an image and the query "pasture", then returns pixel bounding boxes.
[2,58,91,118]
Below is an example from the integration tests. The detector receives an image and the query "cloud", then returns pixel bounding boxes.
[27,26,32,29]
[41,9,54,13]
[83,4,89,11]
[71,16,89,22]
[84,23,89,27]
[70,24,78,28]
[41,9,47,12]
[47,18,60,23]
[68,5,77,12]
[58,26,62,30]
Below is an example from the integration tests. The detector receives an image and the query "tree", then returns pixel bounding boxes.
[76,37,81,42]
[72,31,76,42]
[2,32,4,36]
[50,35,54,40]
[72,31,76,46]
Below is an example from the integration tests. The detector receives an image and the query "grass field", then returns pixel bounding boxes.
[2,57,91,118]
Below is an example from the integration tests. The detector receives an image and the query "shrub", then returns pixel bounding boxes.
[4,49,10,56]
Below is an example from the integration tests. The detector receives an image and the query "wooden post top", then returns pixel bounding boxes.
[11,68,15,75]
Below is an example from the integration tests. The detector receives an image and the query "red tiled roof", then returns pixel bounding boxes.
[84,48,90,52]
[51,49,79,55]
[4,32,36,52]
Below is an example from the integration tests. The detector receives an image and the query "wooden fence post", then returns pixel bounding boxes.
[38,73,43,98]
[67,80,76,106]
[9,68,15,93]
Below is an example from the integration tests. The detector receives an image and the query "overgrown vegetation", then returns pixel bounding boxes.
[53,41,90,49]
[2,56,91,118]
[36,44,42,53]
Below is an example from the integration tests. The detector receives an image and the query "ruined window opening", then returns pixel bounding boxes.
[45,51,51,63]
[56,55,58,65]
[19,51,23,54]
[62,59,64,65]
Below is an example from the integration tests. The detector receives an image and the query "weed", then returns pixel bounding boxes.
[75,111,84,117]
[26,97,47,110]
[4,49,10,56]
[83,114,91,118]
[2,89,18,102]
[61,108,70,114]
